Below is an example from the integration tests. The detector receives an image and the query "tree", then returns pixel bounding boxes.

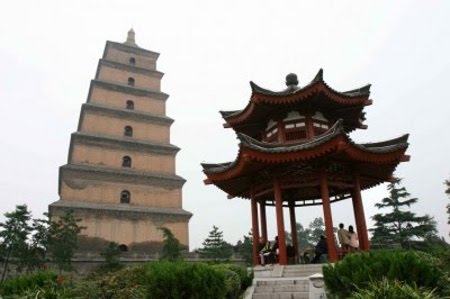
[47,211,84,273]
[234,231,253,265]
[446,178,450,236]
[0,205,32,283]
[159,227,183,261]
[285,217,326,251]
[198,225,232,261]
[308,217,326,244]
[98,242,122,272]
[370,179,437,248]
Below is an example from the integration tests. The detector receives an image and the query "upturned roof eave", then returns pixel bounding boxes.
[202,121,409,181]
[221,69,372,127]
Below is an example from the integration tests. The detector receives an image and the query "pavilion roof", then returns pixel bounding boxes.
[201,120,409,203]
[219,69,372,137]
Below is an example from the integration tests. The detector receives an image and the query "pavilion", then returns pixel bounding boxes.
[201,70,410,265]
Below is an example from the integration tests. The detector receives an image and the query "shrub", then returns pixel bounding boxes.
[213,264,253,291]
[348,278,438,299]
[323,251,445,299]
[68,265,146,299]
[213,266,240,299]
[143,261,226,299]
[0,270,57,296]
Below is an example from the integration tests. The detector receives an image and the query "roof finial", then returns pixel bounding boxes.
[124,28,137,47]
[286,73,299,88]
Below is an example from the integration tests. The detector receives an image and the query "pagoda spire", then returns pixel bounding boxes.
[124,28,137,47]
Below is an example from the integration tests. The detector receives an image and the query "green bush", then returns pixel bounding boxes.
[348,278,438,299]
[213,263,253,290]
[213,266,240,299]
[68,265,146,299]
[0,270,57,296]
[323,251,446,299]
[143,261,226,299]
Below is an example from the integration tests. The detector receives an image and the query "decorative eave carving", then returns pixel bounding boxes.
[49,200,192,222]
[97,59,164,78]
[58,164,185,195]
[87,80,169,101]
[79,103,174,126]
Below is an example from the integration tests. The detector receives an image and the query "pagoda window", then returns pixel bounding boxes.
[311,112,329,136]
[264,120,278,143]
[128,77,135,86]
[283,111,307,142]
[122,156,132,167]
[126,100,134,110]
[120,190,130,204]
[129,57,136,65]
[124,126,133,137]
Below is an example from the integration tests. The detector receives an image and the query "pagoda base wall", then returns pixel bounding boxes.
[49,200,191,251]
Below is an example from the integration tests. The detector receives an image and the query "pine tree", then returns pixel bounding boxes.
[159,227,183,261]
[198,225,232,261]
[445,178,450,236]
[370,179,437,248]
[0,205,32,283]
[47,211,84,273]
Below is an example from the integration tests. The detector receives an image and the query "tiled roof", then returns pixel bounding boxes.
[201,119,409,174]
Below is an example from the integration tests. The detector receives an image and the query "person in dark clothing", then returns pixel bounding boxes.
[311,235,328,263]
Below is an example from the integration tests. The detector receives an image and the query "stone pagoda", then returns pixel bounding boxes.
[202,71,410,264]
[49,30,191,252]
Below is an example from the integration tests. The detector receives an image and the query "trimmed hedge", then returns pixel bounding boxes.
[143,261,227,299]
[323,251,446,299]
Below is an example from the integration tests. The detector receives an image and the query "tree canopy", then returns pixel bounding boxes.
[370,179,437,248]
[198,225,232,261]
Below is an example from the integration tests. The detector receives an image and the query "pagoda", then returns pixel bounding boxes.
[49,30,192,252]
[201,70,409,265]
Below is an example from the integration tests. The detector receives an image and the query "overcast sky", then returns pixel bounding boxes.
[1,1,449,250]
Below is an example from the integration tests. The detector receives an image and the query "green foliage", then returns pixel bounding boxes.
[215,267,240,299]
[96,242,123,273]
[348,278,439,299]
[446,178,450,234]
[233,231,253,266]
[47,211,85,273]
[143,261,226,299]
[198,225,232,261]
[0,205,35,281]
[0,270,57,296]
[371,179,437,248]
[323,251,448,298]
[69,265,146,299]
[285,217,325,252]
[159,227,183,261]
[213,264,253,292]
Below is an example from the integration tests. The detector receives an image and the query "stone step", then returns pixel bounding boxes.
[282,264,323,278]
[253,279,309,299]
[252,292,309,299]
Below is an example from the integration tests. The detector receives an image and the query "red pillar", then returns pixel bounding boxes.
[251,192,260,265]
[259,201,268,243]
[320,172,339,261]
[289,201,299,263]
[352,175,370,251]
[274,179,288,265]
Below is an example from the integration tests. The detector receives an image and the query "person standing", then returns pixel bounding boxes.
[337,223,350,256]
[348,225,359,253]
[311,235,328,263]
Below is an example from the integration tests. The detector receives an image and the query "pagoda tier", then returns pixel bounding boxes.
[220,69,372,139]
[202,119,409,206]
[202,71,410,266]
[50,30,192,252]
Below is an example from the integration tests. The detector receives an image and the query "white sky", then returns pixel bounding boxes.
[0,1,449,250]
